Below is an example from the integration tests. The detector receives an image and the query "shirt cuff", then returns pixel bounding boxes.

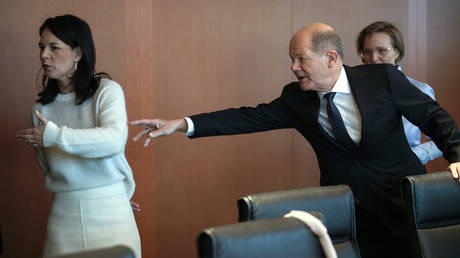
[184,117,195,136]
[43,121,59,148]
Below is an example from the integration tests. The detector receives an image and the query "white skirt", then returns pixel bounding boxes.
[42,182,141,258]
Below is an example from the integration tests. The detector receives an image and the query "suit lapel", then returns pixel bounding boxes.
[344,65,374,149]
[288,85,321,128]
[290,84,353,151]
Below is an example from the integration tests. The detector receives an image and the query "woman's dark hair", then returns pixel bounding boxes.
[37,14,110,105]
[356,21,405,64]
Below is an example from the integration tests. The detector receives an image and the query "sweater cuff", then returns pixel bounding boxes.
[43,121,59,148]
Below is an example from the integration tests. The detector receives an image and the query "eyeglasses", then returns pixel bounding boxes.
[360,47,391,58]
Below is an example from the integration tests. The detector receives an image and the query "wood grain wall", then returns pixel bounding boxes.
[1,0,459,257]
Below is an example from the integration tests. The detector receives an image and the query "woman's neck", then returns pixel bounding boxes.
[57,79,74,94]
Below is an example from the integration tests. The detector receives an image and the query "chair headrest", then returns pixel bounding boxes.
[403,171,460,228]
[238,185,354,240]
[197,216,326,258]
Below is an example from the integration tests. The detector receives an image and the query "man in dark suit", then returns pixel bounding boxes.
[129,23,460,257]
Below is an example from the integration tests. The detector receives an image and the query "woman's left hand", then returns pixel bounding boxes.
[16,110,49,148]
[130,200,141,213]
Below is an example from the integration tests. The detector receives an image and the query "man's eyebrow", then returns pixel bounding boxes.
[292,52,309,57]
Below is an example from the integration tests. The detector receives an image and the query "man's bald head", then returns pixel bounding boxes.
[290,23,344,60]
[288,23,344,92]
[293,23,335,39]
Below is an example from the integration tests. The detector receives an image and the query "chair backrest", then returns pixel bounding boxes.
[237,185,360,258]
[57,245,135,258]
[197,215,326,258]
[403,171,460,258]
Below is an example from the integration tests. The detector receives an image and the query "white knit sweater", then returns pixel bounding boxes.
[32,78,135,198]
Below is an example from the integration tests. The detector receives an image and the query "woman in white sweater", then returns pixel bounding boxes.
[16,14,141,258]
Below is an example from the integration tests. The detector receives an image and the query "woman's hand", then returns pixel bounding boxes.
[130,200,141,213]
[16,110,49,148]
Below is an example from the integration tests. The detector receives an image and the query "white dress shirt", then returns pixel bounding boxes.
[317,67,362,145]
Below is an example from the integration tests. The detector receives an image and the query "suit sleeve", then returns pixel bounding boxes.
[386,65,460,163]
[406,80,443,163]
[189,89,297,138]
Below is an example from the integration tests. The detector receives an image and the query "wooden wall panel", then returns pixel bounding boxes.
[425,0,460,172]
[124,0,155,257]
[145,1,294,257]
[1,2,52,257]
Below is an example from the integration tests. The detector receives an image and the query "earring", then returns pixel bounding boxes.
[74,62,78,71]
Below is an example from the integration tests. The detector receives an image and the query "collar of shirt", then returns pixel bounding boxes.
[315,66,362,145]
[316,66,351,99]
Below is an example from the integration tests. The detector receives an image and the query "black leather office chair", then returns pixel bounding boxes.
[57,245,135,258]
[403,171,460,258]
[197,214,328,258]
[238,185,360,258]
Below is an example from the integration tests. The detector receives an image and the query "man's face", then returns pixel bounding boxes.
[289,37,331,92]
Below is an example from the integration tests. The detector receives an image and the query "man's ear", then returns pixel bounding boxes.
[325,50,338,68]
[73,46,82,62]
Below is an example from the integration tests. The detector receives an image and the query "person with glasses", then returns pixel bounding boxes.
[357,21,442,165]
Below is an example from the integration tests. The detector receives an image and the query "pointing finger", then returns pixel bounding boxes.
[128,119,153,127]
[133,129,149,142]
[144,137,152,147]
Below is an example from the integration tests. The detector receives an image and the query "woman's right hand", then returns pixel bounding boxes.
[16,110,49,148]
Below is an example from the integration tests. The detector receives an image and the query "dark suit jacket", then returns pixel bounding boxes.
[189,64,460,235]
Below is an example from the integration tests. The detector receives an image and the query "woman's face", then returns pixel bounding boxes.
[39,29,80,83]
[361,32,399,65]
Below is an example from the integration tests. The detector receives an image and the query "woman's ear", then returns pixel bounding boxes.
[394,49,400,64]
[73,46,82,62]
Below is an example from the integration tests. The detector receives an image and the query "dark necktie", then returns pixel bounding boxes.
[324,92,356,150]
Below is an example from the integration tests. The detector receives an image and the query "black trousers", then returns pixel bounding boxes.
[356,206,410,258]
